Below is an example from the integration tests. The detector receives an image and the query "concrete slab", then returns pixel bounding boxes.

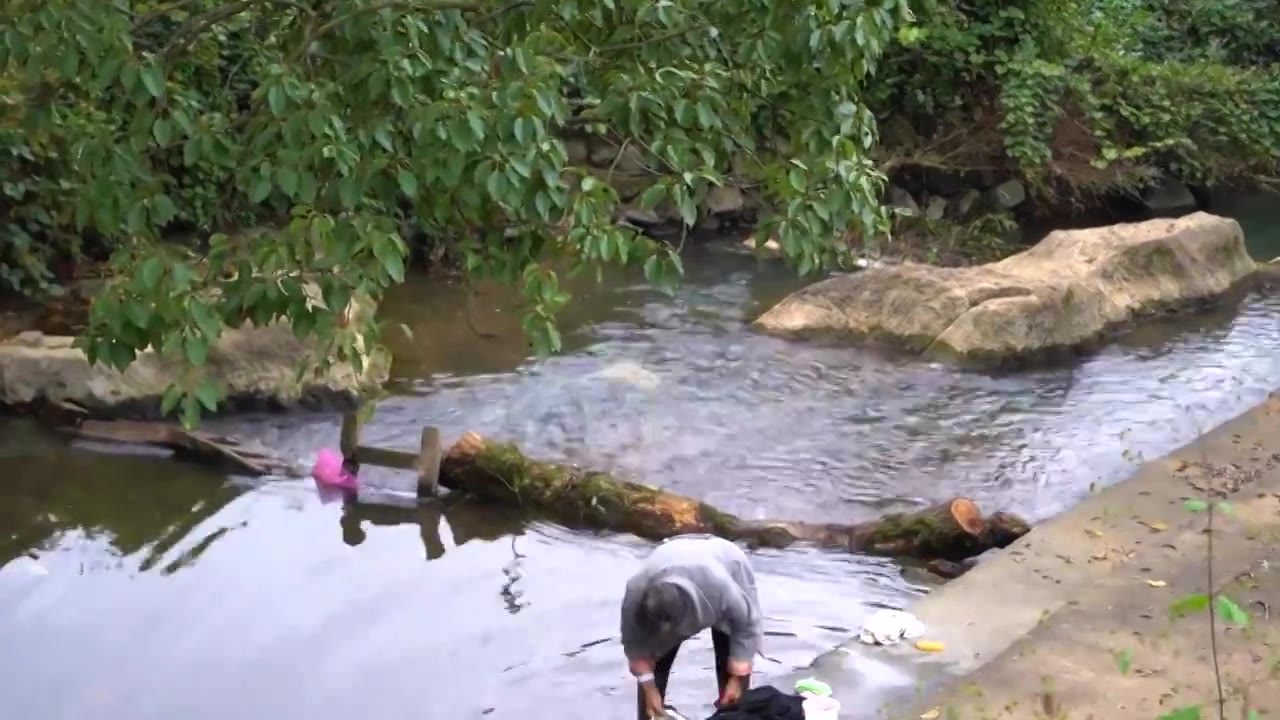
[781,389,1280,719]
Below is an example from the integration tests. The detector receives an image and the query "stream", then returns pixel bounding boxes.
[2,197,1279,720]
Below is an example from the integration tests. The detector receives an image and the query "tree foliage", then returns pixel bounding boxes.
[2,0,905,424]
[5,0,1280,426]
[872,0,1280,190]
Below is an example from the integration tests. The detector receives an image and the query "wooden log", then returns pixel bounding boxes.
[439,431,1030,561]
[439,431,741,540]
[36,414,1032,563]
[57,419,298,477]
[339,412,361,457]
[415,426,442,496]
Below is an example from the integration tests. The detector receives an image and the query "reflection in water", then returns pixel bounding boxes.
[1,201,1280,720]
[338,494,528,563]
[0,443,245,574]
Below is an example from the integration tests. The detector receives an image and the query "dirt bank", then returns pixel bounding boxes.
[780,388,1280,719]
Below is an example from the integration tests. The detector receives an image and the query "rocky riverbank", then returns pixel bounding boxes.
[569,126,1215,255]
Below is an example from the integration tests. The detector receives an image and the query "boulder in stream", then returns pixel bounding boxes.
[0,294,389,416]
[753,212,1257,365]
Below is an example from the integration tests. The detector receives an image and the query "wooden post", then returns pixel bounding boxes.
[339,412,360,458]
[416,426,442,497]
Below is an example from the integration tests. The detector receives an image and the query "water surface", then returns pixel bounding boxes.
[2,199,1279,720]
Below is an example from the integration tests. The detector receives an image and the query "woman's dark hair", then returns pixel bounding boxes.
[638,581,690,629]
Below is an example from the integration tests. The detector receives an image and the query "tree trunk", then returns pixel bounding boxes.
[441,431,1030,561]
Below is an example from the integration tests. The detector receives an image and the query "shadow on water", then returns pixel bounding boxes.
[1,196,1279,720]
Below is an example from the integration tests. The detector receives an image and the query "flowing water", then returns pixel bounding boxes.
[3,199,1280,720]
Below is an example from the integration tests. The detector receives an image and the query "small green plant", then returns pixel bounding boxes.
[1120,405,1265,720]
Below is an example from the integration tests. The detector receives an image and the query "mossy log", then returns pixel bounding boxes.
[440,431,1030,561]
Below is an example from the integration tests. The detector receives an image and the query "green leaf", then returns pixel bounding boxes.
[193,379,220,413]
[639,183,667,211]
[125,301,150,330]
[250,176,272,204]
[276,167,299,197]
[695,102,717,129]
[486,170,508,202]
[1157,706,1201,720]
[152,118,173,146]
[1215,595,1250,627]
[182,138,200,166]
[190,301,222,341]
[140,63,165,98]
[267,85,286,116]
[151,195,177,226]
[397,169,418,198]
[374,126,394,152]
[788,167,807,192]
[1112,648,1132,675]
[160,384,183,416]
[297,171,318,204]
[1183,499,1209,513]
[1169,593,1210,618]
[466,111,486,141]
[372,235,406,284]
[677,193,697,227]
[184,333,210,366]
[180,394,201,430]
[643,255,660,284]
[139,256,165,290]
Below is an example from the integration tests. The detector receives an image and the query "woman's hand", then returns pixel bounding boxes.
[717,676,744,708]
[642,683,668,719]
[631,658,666,719]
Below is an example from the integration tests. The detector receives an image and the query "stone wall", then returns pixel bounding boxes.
[885,164,1204,222]
[566,134,756,236]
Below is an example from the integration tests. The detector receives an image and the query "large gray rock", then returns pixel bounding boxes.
[0,296,389,415]
[754,212,1257,364]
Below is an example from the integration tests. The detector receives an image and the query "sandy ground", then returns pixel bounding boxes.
[782,389,1280,720]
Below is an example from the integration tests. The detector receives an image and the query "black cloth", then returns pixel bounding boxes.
[636,629,752,720]
[705,686,805,720]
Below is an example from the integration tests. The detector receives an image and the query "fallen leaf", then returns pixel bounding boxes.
[921,709,941,720]
[1143,521,1168,531]
[1090,551,1108,561]
[1086,528,1104,538]
[1146,579,1168,588]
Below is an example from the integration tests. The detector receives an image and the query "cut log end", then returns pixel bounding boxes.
[949,497,986,536]
[451,431,487,458]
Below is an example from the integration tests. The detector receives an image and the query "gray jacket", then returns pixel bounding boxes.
[620,535,763,666]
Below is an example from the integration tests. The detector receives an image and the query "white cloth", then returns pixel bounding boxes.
[857,609,926,646]
[802,695,842,720]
